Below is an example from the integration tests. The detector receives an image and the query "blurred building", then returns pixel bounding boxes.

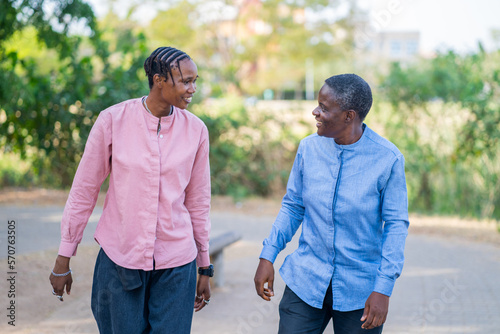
[367,31,421,61]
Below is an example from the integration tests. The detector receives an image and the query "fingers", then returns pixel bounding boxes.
[361,291,389,329]
[49,274,72,302]
[361,314,383,330]
[255,283,271,301]
[254,279,265,300]
[194,276,211,312]
[361,305,386,329]
[361,312,375,329]
[51,289,64,302]
[361,304,380,329]
[254,259,275,301]
[194,295,204,312]
[194,294,211,312]
[360,306,368,322]
[360,304,370,328]
[259,277,274,301]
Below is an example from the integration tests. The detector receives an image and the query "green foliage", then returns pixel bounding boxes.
[143,0,357,98]
[0,152,34,187]
[1,0,354,194]
[193,95,303,198]
[0,0,149,187]
[379,48,500,220]
[3,0,499,220]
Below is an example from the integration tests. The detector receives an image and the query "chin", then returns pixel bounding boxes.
[317,130,334,138]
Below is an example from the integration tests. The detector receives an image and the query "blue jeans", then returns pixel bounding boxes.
[91,248,197,334]
[278,285,384,334]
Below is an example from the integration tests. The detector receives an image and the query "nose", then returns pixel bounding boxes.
[188,82,196,94]
[312,107,320,116]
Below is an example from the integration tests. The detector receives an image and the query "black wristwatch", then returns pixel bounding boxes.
[198,264,214,277]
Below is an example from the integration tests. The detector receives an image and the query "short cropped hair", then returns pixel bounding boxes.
[324,74,372,121]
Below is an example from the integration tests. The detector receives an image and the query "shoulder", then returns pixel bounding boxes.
[98,98,142,119]
[175,108,208,132]
[298,133,334,152]
[363,125,403,159]
[299,133,323,147]
[301,133,319,143]
[94,98,142,127]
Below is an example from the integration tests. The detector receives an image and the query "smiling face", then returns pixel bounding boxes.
[313,84,351,140]
[159,58,198,110]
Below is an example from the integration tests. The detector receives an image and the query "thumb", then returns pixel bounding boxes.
[66,279,72,295]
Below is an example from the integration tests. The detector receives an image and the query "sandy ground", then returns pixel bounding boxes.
[0,188,499,333]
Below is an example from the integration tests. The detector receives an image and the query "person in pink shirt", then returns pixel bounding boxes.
[49,46,213,333]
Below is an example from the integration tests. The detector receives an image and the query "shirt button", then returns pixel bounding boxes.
[159,135,163,138]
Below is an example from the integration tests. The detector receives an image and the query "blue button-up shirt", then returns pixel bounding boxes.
[260,125,409,311]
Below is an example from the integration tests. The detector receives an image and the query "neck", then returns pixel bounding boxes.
[335,124,364,145]
[143,95,172,118]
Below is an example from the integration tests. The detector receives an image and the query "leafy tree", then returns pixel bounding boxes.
[0,0,148,187]
[379,47,500,220]
[144,0,359,98]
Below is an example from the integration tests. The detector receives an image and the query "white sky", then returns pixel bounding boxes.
[357,0,500,54]
[86,0,500,54]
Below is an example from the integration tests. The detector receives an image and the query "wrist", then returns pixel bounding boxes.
[54,255,71,271]
[51,268,72,277]
[198,264,214,277]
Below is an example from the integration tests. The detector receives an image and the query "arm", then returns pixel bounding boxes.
[254,143,305,300]
[50,113,112,300]
[184,127,211,311]
[184,126,211,268]
[362,155,409,328]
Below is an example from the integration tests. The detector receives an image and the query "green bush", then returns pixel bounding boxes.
[193,95,304,198]
[378,48,500,221]
[0,153,34,187]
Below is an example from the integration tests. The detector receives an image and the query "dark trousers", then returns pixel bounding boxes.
[91,248,197,334]
[278,285,384,334]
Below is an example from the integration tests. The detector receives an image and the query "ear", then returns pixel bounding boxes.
[344,110,357,123]
[153,74,166,88]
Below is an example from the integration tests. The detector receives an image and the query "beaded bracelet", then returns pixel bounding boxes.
[51,269,72,277]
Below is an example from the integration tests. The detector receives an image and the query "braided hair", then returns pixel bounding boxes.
[144,47,192,89]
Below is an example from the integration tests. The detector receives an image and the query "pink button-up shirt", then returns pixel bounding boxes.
[58,98,211,270]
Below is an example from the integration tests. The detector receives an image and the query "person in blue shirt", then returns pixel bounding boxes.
[254,73,409,333]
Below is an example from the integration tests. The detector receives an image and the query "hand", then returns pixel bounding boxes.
[49,255,72,302]
[194,274,211,312]
[254,258,275,301]
[360,291,389,329]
